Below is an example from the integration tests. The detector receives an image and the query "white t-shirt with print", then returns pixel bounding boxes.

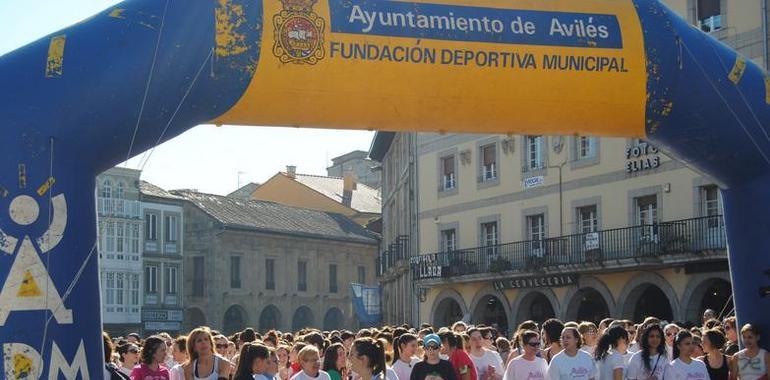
[662,358,709,380]
[546,350,596,380]
[471,350,505,380]
[626,352,665,380]
[503,356,548,380]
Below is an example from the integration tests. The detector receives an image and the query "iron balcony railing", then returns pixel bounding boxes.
[411,215,726,280]
[377,235,410,276]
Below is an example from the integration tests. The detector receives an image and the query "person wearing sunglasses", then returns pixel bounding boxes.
[723,317,739,356]
[663,324,681,361]
[546,327,595,380]
[117,343,141,377]
[503,330,546,380]
[410,334,457,380]
[730,324,770,380]
[439,331,477,380]
[662,330,708,380]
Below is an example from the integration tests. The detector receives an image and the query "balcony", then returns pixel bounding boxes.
[377,235,410,276]
[98,198,141,219]
[412,216,726,281]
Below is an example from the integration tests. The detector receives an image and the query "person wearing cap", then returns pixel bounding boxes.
[410,334,457,380]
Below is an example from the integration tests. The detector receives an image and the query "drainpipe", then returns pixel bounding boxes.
[762,0,770,70]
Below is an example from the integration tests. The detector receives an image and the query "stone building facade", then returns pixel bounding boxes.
[177,190,379,334]
[327,150,381,189]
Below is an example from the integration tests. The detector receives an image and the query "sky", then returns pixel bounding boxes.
[0,1,375,195]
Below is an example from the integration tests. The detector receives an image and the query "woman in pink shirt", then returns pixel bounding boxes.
[131,336,171,380]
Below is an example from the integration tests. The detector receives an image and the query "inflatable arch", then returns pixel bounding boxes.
[1,0,769,377]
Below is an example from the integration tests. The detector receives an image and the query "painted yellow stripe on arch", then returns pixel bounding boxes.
[213,0,647,138]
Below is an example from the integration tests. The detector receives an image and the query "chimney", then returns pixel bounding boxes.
[286,165,296,179]
[342,172,356,207]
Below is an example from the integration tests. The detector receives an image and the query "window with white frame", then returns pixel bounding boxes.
[527,136,544,170]
[702,185,722,228]
[130,224,140,254]
[697,0,722,32]
[481,222,498,247]
[527,214,546,255]
[578,136,597,159]
[481,144,497,181]
[101,180,112,199]
[116,182,125,199]
[145,266,158,294]
[145,213,157,241]
[105,221,115,252]
[636,195,658,242]
[165,215,178,243]
[165,266,177,295]
[130,274,140,307]
[104,272,116,306]
[116,221,125,254]
[441,155,456,190]
[115,273,125,307]
[441,229,457,252]
[578,205,598,233]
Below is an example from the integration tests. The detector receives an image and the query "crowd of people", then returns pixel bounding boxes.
[103,310,769,380]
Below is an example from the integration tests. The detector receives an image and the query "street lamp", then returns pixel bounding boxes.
[547,160,568,237]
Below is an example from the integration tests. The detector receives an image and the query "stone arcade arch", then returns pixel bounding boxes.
[292,306,315,332]
[469,288,511,336]
[223,304,248,335]
[618,272,680,322]
[563,277,615,323]
[186,307,207,331]
[431,289,468,328]
[259,305,282,332]
[681,273,733,324]
[512,289,559,324]
[323,308,345,331]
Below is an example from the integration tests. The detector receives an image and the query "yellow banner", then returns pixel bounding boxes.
[214,0,647,138]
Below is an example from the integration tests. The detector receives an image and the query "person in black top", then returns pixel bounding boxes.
[411,334,457,380]
[701,329,729,380]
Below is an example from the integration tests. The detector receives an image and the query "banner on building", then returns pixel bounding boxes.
[350,283,382,326]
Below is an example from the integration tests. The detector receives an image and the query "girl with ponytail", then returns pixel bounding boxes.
[594,326,629,380]
[392,334,420,380]
[349,338,398,380]
[663,330,708,380]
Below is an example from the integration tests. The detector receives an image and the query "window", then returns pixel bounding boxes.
[527,136,544,170]
[636,195,658,242]
[145,266,158,294]
[441,229,457,252]
[130,274,140,306]
[105,221,115,252]
[130,224,140,254]
[527,214,546,255]
[101,180,112,199]
[165,266,177,295]
[165,215,178,243]
[116,182,125,199]
[266,258,275,290]
[578,205,598,233]
[441,155,456,190]
[298,261,307,291]
[115,273,125,305]
[480,144,497,181]
[329,264,338,293]
[145,213,157,241]
[578,136,597,159]
[105,272,116,305]
[231,256,242,289]
[192,257,204,297]
[358,266,366,284]
[702,185,722,228]
[116,221,125,253]
[481,222,498,247]
[697,0,722,32]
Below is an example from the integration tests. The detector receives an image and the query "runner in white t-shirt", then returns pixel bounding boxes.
[546,328,596,380]
[626,325,667,380]
[504,330,547,380]
[392,334,421,380]
[663,330,709,380]
[594,326,630,380]
[469,328,504,380]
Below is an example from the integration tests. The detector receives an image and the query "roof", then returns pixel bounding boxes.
[288,173,381,214]
[368,132,396,162]
[139,180,183,200]
[172,190,379,244]
[330,150,369,165]
[227,182,261,199]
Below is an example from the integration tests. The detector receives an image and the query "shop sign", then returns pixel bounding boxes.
[493,274,577,290]
[523,176,544,189]
[144,321,181,331]
[411,254,446,279]
[626,141,660,173]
